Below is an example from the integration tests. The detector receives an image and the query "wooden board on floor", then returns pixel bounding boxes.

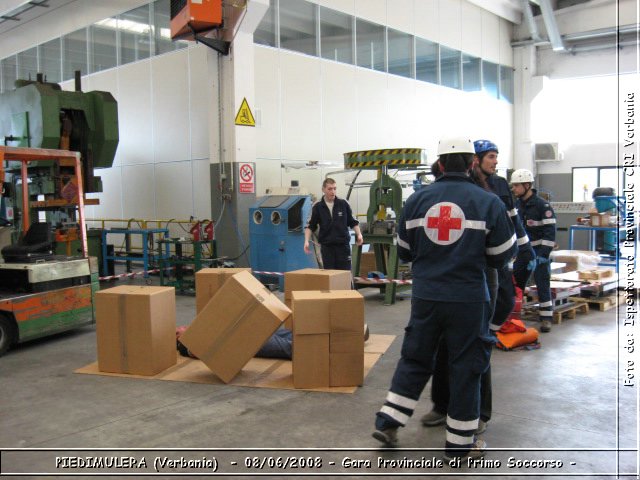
[552,301,589,324]
[75,334,396,394]
[569,295,619,312]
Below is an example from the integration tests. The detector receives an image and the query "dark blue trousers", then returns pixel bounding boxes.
[320,243,352,270]
[376,297,492,455]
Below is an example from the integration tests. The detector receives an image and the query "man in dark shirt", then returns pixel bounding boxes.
[304,178,363,270]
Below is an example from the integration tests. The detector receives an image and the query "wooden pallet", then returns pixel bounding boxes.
[569,295,619,312]
[552,301,589,324]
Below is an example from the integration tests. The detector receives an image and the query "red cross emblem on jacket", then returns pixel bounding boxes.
[424,202,466,245]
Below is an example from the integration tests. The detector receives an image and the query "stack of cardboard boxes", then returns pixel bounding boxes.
[94,268,365,389]
[291,290,364,388]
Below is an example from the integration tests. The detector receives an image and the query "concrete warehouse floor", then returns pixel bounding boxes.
[0,274,634,480]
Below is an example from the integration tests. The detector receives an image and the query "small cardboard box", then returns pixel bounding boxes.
[180,271,291,383]
[291,290,364,388]
[359,252,377,276]
[590,213,611,227]
[195,268,252,313]
[284,269,352,329]
[578,268,614,280]
[95,285,176,375]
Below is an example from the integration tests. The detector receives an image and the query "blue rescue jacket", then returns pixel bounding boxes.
[398,173,517,303]
[516,189,556,259]
[306,196,359,245]
[486,174,535,259]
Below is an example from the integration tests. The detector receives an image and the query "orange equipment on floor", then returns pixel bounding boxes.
[170,0,223,40]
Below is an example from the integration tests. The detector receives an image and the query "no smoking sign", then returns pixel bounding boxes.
[238,163,255,193]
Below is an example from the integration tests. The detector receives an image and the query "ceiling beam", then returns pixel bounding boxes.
[466,0,523,24]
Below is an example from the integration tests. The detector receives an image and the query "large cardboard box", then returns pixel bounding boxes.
[195,268,252,313]
[284,269,352,329]
[359,251,378,277]
[180,271,291,383]
[291,290,364,388]
[95,285,176,375]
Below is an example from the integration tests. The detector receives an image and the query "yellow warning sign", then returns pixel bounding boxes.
[234,98,256,127]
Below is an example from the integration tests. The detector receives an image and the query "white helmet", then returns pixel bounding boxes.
[437,136,475,156]
[510,169,534,184]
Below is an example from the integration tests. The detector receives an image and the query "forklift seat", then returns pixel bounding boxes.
[1,222,55,263]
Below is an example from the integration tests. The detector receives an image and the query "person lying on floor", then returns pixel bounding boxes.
[176,323,369,361]
[176,326,293,360]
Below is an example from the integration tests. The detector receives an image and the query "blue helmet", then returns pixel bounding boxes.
[474,139,499,155]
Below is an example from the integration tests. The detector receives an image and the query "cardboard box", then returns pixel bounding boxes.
[551,250,601,273]
[284,269,352,302]
[284,269,352,329]
[359,252,377,276]
[590,212,611,227]
[578,268,614,280]
[180,270,291,383]
[195,268,251,313]
[291,290,364,388]
[292,334,330,389]
[95,285,176,375]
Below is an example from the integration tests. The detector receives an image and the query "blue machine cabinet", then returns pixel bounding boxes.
[249,195,317,289]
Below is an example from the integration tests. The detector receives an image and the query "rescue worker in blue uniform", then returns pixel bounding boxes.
[511,169,556,332]
[373,136,517,460]
[304,177,363,270]
[421,140,536,434]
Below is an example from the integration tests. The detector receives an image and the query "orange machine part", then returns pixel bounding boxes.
[171,0,223,40]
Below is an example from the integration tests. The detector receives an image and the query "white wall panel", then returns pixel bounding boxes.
[152,50,190,163]
[154,161,193,219]
[192,159,212,220]
[84,69,118,97]
[355,68,389,150]
[414,0,439,42]
[116,60,153,166]
[499,18,513,66]
[256,159,284,196]
[255,47,282,160]
[280,54,322,161]
[461,2,483,57]
[90,166,123,220]
[355,0,386,25]
[481,11,500,63]
[321,61,357,163]
[121,164,156,219]
[438,0,461,49]
[386,0,414,33]
[189,46,212,160]
[386,75,417,147]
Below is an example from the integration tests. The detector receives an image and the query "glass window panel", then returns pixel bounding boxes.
[119,4,151,65]
[499,65,514,102]
[356,18,384,72]
[387,28,412,78]
[279,0,317,56]
[153,0,188,55]
[89,21,117,73]
[599,167,623,195]
[17,47,38,81]
[1,56,18,92]
[415,37,437,84]
[482,60,499,98]
[254,0,276,47]
[572,167,598,202]
[462,54,481,92]
[39,39,61,84]
[320,6,353,64]
[63,28,88,81]
[440,45,460,89]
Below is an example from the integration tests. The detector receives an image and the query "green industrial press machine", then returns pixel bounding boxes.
[345,148,426,305]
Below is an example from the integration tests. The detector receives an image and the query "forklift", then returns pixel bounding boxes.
[0,73,118,356]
